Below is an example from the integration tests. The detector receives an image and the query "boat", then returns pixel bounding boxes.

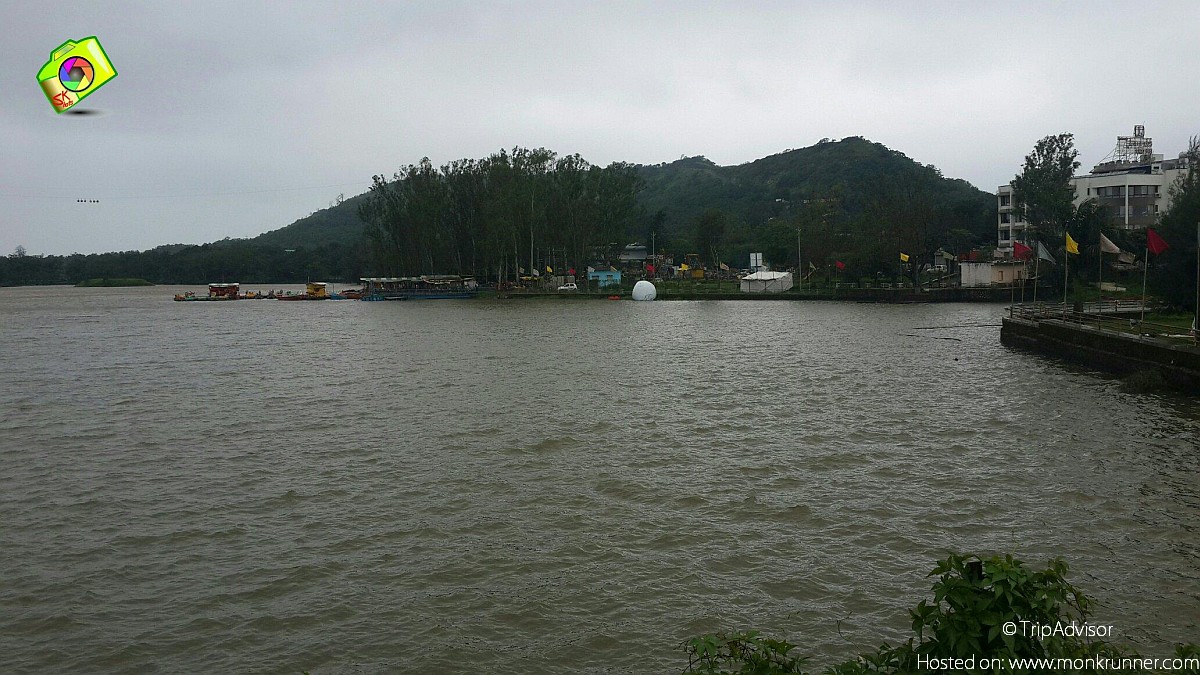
[275,282,331,301]
[174,283,241,301]
[360,276,479,300]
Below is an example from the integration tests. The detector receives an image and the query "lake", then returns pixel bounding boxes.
[1,285,1197,673]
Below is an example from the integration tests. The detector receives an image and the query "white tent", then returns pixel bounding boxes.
[740,271,793,293]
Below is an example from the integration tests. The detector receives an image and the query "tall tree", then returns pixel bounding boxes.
[693,209,728,268]
[1149,136,1200,308]
[1011,133,1080,247]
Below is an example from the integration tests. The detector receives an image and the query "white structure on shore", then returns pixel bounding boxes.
[996,126,1192,255]
[740,271,793,293]
[960,261,1028,288]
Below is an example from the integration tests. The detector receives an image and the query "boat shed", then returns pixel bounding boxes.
[740,271,793,293]
[208,283,239,298]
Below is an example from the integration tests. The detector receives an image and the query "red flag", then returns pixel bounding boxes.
[1147,228,1170,255]
[568,268,575,276]
[1012,241,1033,260]
[835,261,846,270]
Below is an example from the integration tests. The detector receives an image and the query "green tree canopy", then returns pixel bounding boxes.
[1149,136,1200,309]
[1012,133,1080,244]
[694,209,729,268]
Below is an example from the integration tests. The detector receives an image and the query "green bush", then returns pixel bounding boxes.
[683,553,1198,675]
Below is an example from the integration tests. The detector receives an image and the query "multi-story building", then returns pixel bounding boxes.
[995,184,1025,253]
[996,126,1191,255]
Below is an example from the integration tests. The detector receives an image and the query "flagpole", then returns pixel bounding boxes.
[1141,245,1149,323]
[1032,247,1039,305]
[797,227,802,294]
[1010,258,1015,315]
[1021,258,1026,304]
[1063,245,1069,318]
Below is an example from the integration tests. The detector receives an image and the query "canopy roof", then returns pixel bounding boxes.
[741,271,791,281]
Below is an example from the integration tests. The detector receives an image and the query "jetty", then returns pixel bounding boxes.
[1001,302,1200,392]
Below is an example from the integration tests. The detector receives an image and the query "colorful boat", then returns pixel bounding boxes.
[174,283,241,301]
[276,282,331,300]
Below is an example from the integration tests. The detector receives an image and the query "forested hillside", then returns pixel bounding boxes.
[1,137,997,285]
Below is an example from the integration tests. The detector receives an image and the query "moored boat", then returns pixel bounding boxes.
[275,281,331,301]
[174,283,241,301]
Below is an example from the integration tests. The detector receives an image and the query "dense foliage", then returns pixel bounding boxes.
[683,553,1199,675]
[358,148,643,280]
[1,138,999,286]
[640,138,996,277]
[0,240,367,286]
[1148,137,1200,309]
[1012,133,1080,245]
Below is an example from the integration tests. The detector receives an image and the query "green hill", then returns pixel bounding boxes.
[248,137,994,254]
[639,137,994,241]
[248,193,369,249]
[1,138,997,286]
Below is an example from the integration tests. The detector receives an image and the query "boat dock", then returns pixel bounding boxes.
[1001,302,1200,392]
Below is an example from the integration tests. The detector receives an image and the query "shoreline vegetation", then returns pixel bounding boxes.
[73,277,154,287]
[682,553,1199,675]
[4,132,1193,314]
[1,138,997,288]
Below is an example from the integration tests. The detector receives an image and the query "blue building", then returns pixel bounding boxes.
[587,269,622,288]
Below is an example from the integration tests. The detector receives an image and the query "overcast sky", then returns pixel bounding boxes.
[2,1,1198,255]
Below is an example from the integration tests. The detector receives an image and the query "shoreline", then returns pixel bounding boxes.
[1001,307,1200,392]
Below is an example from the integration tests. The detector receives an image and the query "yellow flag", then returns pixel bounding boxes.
[546,265,553,273]
[899,252,910,263]
[1066,233,1079,255]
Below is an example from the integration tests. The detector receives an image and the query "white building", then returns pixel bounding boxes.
[996,126,1191,255]
[960,261,1029,288]
[996,184,1026,254]
[740,271,793,293]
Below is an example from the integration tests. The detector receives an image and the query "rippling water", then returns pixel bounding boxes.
[1,285,1198,673]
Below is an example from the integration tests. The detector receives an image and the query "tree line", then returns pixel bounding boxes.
[0,241,367,287]
[2,141,1006,288]
[359,147,644,280]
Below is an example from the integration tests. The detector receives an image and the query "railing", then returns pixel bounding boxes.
[1081,299,1147,315]
[1008,302,1193,340]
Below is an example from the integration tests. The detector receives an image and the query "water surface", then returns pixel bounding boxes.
[1,286,1197,673]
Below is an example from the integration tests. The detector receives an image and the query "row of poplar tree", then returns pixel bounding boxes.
[359,147,644,280]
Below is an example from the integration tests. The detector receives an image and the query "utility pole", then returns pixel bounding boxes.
[1195,221,1199,344]
[797,226,802,293]
[529,192,534,285]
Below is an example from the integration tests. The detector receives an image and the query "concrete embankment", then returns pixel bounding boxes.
[500,286,1019,302]
[1001,314,1200,392]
